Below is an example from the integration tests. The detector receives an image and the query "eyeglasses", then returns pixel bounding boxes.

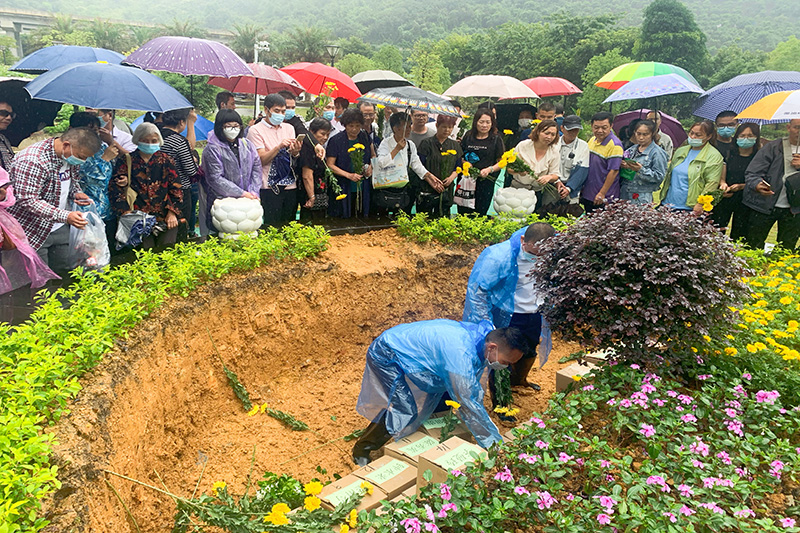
[0,110,16,119]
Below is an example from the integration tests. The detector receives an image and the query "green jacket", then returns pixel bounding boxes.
[656,143,723,208]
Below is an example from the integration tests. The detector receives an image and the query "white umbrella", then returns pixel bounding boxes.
[444,75,539,99]
[352,70,413,93]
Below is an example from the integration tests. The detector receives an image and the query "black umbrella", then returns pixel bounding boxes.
[352,70,413,94]
[0,77,62,147]
[358,86,460,117]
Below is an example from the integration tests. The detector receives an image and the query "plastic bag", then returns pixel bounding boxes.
[69,203,110,271]
[115,210,156,250]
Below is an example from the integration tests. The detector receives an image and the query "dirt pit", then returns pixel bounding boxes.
[43,229,578,532]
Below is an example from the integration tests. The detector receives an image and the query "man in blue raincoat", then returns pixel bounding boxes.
[463,222,555,403]
[352,319,529,465]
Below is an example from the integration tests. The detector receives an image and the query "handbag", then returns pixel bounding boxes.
[785,171,800,208]
[373,144,411,189]
[374,186,411,211]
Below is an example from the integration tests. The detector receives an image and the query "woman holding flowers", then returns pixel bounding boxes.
[417,115,463,218]
[458,109,505,216]
[658,120,723,215]
[326,108,374,218]
[506,120,561,208]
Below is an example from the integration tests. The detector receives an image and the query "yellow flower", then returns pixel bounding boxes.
[497,159,508,169]
[697,195,713,205]
[572,375,582,381]
[462,161,472,172]
[441,151,449,156]
[447,149,457,155]
[336,194,347,201]
[272,503,292,514]
[780,296,793,305]
[360,481,374,495]
[264,512,290,525]
[260,402,268,413]
[247,405,260,416]
[503,129,514,135]
[494,406,508,414]
[446,400,461,411]
[702,202,713,212]
[746,344,757,353]
[754,342,767,350]
[304,481,324,496]
[788,320,799,329]
[506,408,520,417]
[348,509,358,528]
[506,153,517,163]
[347,147,355,153]
[304,496,322,512]
[724,347,738,356]
[340,525,350,533]
[455,166,463,174]
[703,335,711,342]
[212,481,226,495]
[691,347,698,353]
[353,143,365,150]
[755,328,767,335]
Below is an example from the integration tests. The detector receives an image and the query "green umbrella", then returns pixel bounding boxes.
[595,62,699,90]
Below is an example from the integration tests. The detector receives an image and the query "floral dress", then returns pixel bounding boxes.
[109,150,183,222]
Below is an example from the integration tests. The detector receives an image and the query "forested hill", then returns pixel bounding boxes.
[11,0,799,51]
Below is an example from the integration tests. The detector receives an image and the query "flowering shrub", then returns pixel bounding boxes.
[532,202,750,367]
[366,364,800,532]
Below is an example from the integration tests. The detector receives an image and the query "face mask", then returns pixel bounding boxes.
[518,118,532,129]
[716,126,736,138]
[268,112,285,126]
[223,126,241,141]
[488,359,508,371]
[687,138,705,148]
[323,110,335,121]
[284,109,296,120]
[98,116,108,128]
[61,144,85,166]
[521,250,536,261]
[556,116,564,126]
[137,142,160,154]
[736,137,756,148]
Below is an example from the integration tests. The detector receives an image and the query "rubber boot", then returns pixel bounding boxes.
[511,356,540,391]
[352,421,391,466]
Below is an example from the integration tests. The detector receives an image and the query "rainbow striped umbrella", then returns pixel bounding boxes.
[595,62,700,90]
[736,90,800,122]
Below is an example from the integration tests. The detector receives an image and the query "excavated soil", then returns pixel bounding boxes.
[42,229,577,532]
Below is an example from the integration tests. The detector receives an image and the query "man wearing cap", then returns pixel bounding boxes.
[558,115,590,204]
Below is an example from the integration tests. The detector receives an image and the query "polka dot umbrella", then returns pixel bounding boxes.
[124,36,253,104]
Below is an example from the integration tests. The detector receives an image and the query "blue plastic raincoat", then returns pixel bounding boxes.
[462,228,552,366]
[356,319,502,449]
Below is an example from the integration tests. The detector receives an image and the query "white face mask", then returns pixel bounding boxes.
[223,126,240,141]
[487,349,508,371]
[518,118,532,129]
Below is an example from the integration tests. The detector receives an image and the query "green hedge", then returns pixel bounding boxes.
[0,224,329,533]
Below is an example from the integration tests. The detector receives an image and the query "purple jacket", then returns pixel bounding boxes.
[200,132,261,230]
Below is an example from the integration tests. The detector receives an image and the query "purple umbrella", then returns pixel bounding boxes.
[692,71,800,125]
[613,108,687,148]
[124,36,252,77]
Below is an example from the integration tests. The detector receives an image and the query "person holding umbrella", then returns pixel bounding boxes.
[712,123,760,241]
[0,101,15,171]
[645,111,674,161]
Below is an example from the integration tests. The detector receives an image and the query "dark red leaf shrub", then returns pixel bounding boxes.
[531,201,750,367]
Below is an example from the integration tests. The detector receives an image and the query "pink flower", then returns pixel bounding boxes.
[641,383,657,393]
[724,408,739,418]
[531,417,546,428]
[732,385,747,398]
[689,439,710,456]
[558,452,575,463]
[401,518,422,533]
[535,491,556,510]
[535,440,549,449]
[630,364,640,370]
[607,398,617,406]
[726,419,744,437]
[619,399,632,408]
[605,474,615,482]
[679,505,695,516]
[771,460,785,472]
[597,513,612,525]
[742,372,752,380]
[518,453,540,464]
[576,458,585,466]
[438,503,457,518]
[676,406,685,412]
[424,523,439,533]
[666,390,678,398]
[735,467,749,477]
[678,484,694,497]
[646,475,666,486]
[494,466,514,483]
[781,518,796,528]
[450,469,463,477]
[663,512,677,523]
[697,374,711,380]
[639,424,656,438]
[600,460,612,468]
[425,505,435,521]
[691,459,705,469]
[652,398,666,407]
[514,486,530,495]
[582,385,595,391]
[734,508,755,518]
[716,451,732,465]
[440,484,451,501]
[755,390,780,404]
[596,495,617,509]
[681,414,697,423]
[566,493,575,501]
[678,394,694,405]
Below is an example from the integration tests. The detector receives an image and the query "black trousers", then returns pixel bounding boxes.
[746,207,800,251]
[509,312,543,362]
[261,187,298,227]
[711,193,749,242]
[580,198,605,215]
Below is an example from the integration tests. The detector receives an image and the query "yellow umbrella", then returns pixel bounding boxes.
[736,90,800,121]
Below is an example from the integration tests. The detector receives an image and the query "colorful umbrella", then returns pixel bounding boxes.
[358,87,460,117]
[24,62,192,112]
[736,90,800,122]
[0,77,62,146]
[11,45,125,75]
[613,108,688,148]
[692,71,800,124]
[595,62,700,90]
[444,75,538,99]
[352,70,413,93]
[208,63,304,96]
[124,36,252,78]
[279,62,361,102]
[603,73,704,103]
[522,77,581,98]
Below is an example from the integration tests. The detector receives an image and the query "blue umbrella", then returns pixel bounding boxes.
[129,113,214,141]
[603,73,704,103]
[11,45,124,75]
[692,71,800,124]
[24,62,192,112]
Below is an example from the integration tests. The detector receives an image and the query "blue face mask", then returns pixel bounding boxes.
[687,138,705,148]
[323,110,335,121]
[736,137,756,148]
[61,144,85,166]
[556,116,564,126]
[284,109,296,120]
[137,142,160,154]
[717,126,736,138]
[268,112,285,126]
[521,250,536,261]
[98,116,108,128]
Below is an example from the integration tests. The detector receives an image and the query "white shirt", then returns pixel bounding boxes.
[559,136,590,183]
[376,135,428,181]
[113,126,137,152]
[514,249,542,313]
[52,163,71,232]
[427,119,460,140]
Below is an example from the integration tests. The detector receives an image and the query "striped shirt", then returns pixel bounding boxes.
[582,133,623,202]
[159,128,198,189]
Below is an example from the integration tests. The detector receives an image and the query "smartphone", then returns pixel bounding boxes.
[623,158,636,164]
[296,134,306,144]
[761,179,772,190]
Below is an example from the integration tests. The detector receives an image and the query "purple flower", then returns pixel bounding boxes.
[678,484,694,497]
[494,466,514,483]
[663,512,677,523]
[679,505,695,516]
[535,491,556,510]
[681,414,697,423]
[401,518,422,533]
[558,452,575,463]
[582,385,595,391]
[535,440,549,449]
[597,513,612,525]
[600,460,612,468]
[781,518,796,528]
[440,484,451,501]
[514,486,530,495]
[639,424,656,438]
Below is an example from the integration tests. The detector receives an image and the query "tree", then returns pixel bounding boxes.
[338,36,373,58]
[706,45,767,88]
[576,48,633,118]
[409,41,450,93]
[155,72,220,115]
[130,26,157,47]
[229,23,266,63]
[633,0,708,78]
[0,36,17,65]
[336,53,376,77]
[89,19,128,52]
[159,19,208,39]
[766,36,800,72]
[372,44,406,75]
[273,26,332,65]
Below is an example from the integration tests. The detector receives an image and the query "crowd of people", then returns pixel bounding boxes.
[0,88,798,292]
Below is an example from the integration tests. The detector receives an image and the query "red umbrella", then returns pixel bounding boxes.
[522,77,582,98]
[280,62,361,102]
[208,63,304,96]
